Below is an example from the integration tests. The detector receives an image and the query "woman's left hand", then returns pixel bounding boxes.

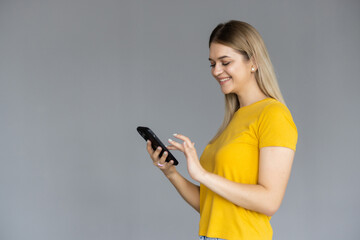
[166,133,206,182]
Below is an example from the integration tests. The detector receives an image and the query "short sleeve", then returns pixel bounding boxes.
[258,103,298,151]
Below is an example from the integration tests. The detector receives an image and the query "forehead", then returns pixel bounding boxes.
[209,42,239,60]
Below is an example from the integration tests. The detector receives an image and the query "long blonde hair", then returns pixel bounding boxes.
[209,20,285,143]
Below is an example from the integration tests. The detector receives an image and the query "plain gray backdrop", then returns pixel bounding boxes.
[1,0,359,239]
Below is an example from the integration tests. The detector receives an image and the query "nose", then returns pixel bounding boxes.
[212,63,223,77]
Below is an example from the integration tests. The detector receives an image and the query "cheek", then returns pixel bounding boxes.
[226,65,238,77]
[227,64,247,79]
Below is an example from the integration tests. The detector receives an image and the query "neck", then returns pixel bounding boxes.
[236,81,268,108]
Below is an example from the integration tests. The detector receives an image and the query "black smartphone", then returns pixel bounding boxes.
[137,126,179,166]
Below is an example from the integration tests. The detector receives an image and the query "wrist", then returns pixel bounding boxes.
[165,169,178,180]
[195,168,209,183]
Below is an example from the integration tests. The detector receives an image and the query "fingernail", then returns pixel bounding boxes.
[173,133,178,136]
[164,151,168,155]
[157,146,161,150]
[168,138,173,142]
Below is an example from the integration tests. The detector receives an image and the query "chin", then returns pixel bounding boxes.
[220,87,233,95]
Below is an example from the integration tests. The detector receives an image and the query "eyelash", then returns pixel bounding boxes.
[210,62,231,68]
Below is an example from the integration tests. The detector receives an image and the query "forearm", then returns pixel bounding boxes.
[166,171,200,213]
[198,172,279,216]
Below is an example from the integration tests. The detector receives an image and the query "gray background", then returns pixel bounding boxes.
[1,0,359,239]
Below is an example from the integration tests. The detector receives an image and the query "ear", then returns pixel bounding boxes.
[250,56,258,72]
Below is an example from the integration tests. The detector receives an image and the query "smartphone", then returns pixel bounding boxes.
[137,126,179,166]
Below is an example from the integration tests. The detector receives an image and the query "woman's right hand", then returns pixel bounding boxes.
[146,140,177,177]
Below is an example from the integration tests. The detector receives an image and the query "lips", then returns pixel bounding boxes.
[219,77,231,85]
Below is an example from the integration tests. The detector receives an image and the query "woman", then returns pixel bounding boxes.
[146,20,298,240]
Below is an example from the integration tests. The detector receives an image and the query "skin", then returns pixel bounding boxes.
[146,42,295,216]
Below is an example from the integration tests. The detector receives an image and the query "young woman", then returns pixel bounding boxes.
[146,20,298,240]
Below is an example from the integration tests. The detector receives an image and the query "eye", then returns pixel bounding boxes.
[209,61,231,68]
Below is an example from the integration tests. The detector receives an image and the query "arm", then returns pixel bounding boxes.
[169,134,295,216]
[146,140,200,213]
[166,171,200,213]
[198,146,294,216]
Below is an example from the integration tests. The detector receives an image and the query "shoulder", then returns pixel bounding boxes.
[257,99,298,150]
[262,99,291,114]
[259,99,294,121]
[257,99,297,134]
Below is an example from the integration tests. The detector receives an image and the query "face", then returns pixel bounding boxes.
[209,42,255,95]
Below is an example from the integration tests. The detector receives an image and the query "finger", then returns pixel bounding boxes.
[158,151,168,165]
[168,138,185,152]
[146,140,153,154]
[173,133,193,146]
[165,145,177,150]
[152,146,162,162]
[172,133,189,141]
[166,142,181,150]
[155,160,166,168]
[154,152,168,169]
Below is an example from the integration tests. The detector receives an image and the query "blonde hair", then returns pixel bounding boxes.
[209,20,285,143]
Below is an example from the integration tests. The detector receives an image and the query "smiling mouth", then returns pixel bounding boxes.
[219,77,231,85]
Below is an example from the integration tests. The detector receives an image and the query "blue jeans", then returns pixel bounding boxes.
[199,236,225,240]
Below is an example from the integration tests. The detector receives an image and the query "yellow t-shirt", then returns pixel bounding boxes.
[199,98,298,240]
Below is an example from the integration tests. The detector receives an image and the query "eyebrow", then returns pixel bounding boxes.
[208,55,231,61]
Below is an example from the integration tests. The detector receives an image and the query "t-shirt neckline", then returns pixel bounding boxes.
[235,97,274,114]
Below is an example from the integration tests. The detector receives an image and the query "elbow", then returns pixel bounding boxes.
[260,189,283,216]
[263,202,281,217]
[264,207,277,217]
